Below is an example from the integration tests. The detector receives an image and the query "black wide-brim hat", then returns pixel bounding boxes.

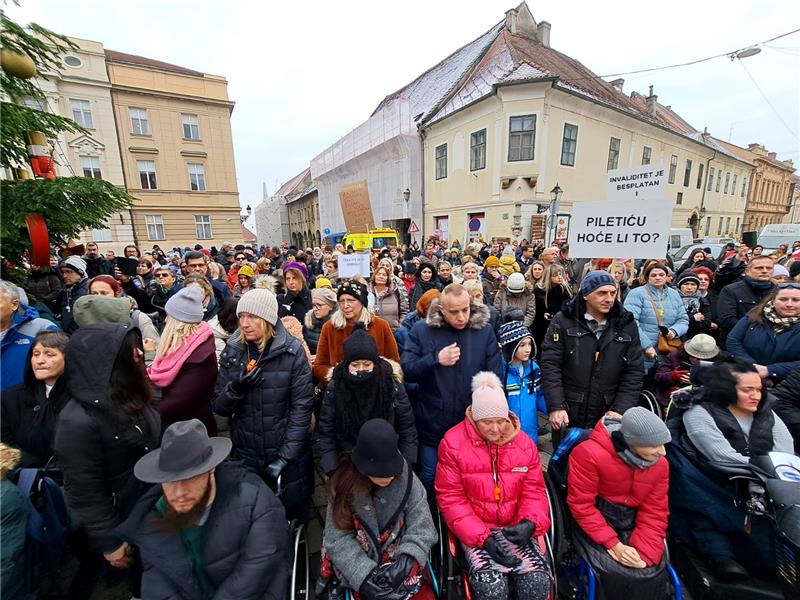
[134,419,232,483]
[352,419,404,478]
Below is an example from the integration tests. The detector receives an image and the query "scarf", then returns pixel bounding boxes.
[763,302,800,334]
[147,322,213,387]
[333,360,394,449]
[609,426,660,469]
[745,276,774,290]
[679,291,700,314]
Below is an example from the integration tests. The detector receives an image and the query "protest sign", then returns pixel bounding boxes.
[607,165,667,200]
[567,198,673,259]
[339,181,375,232]
[338,252,371,278]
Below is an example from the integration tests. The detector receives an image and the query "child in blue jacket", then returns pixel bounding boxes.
[498,320,548,442]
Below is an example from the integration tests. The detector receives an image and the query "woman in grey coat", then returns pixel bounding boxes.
[319,419,437,600]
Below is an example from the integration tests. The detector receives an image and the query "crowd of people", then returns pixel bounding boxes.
[1,234,799,599]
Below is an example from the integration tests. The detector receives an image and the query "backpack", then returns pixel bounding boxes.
[15,468,70,588]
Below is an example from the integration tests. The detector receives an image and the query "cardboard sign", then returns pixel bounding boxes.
[607,165,667,200]
[339,181,375,232]
[567,199,673,259]
[338,252,371,278]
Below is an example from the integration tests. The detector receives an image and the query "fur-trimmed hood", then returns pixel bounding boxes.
[425,298,490,330]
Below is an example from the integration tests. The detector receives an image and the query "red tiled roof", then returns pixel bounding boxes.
[241,223,257,243]
[276,167,311,197]
[628,93,696,134]
[105,49,205,77]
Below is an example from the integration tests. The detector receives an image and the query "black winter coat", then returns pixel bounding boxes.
[716,278,774,345]
[318,358,418,474]
[401,300,502,447]
[117,462,291,600]
[83,256,111,279]
[24,269,62,309]
[277,286,313,324]
[213,323,314,518]
[532,285,570,357]
[540,297,644,428]
[772,367,800,454]
[56,278,89,333]
[54,324,161,553]
[1,349,69,468]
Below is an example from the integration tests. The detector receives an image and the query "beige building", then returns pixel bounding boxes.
[412,4,753,244]
[106,50,241,249]
[715,141,796,231]
[19,37,135,253]
[786,175,800,225]
[284,168,321,249]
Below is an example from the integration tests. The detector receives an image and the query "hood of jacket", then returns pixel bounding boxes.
[400,310,419,330]
[425,298,490,330]
[73,295,132,328]
[9,303,41,332]
[65,323,132,407]
[464,406,521,446]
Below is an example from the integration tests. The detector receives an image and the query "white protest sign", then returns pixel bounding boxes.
[567,199,673,259]
[607,165,667,200]
[338,252,371,278]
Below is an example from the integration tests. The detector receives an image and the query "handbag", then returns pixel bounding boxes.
[643,288,683,354]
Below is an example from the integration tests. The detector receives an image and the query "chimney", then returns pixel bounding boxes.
[505,8,518,34]
[768,152,777,160]
[645,85,657,116]
[536,21,551,48]
[748,143,767,156]
[610,78,624,93]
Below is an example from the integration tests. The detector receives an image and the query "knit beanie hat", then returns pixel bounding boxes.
[165,285,205,324]
[283,261,308,281]
[236,288,279,325]
[403,262,416,275]
[471,372,509,421]
[581,270,616,297]
[311,287,337,309]
[73,295,132,328]
[483,255,501,268]
[338,280,369,308]
[238,265,255,278]
[773,264,790,278]
[416,289,441,316]
[61,256,87,276]
[315,277,333,289]
[676,271,700,288]
[507,272,525,293]
[498,321,532,363]
[620,407,672,447]
[343,322,379,365]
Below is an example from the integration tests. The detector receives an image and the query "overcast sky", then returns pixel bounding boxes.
[8,0,800,211]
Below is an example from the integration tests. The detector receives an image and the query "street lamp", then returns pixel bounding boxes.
[403,188,410,202]
[547,184,563,245]
[240,204,252,223]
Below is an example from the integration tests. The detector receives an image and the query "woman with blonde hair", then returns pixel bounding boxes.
[607,261,631,302]
[524,260,545,286]
[147,286,218,434]
[369,265,409,331]
[532,264,573,357]
[183,273,219,321]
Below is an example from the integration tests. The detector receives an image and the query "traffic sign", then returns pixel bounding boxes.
[468,218,481,232]
[324,228,330,235]
[408,220,420,234]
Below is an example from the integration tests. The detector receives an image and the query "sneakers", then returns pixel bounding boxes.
[708,556,749,581]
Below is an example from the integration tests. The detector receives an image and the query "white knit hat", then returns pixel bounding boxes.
[236,288,278,325]
[61,256,87,276]
[471,372,509,421]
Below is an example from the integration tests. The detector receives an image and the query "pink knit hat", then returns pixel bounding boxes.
[471,372,509,421]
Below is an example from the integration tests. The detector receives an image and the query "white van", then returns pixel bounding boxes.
[668,228,694,255]
[759,223,800,253]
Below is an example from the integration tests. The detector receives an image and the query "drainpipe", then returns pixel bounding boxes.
[419,127,426,244]
[700,134,716,235]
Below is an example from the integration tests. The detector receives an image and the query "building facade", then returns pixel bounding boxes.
[106,50,241,250]
[416,4,753,244]
[255,180,291,247]
[284,168,321,249]
[716,141,796,231]
[785,175,800,225]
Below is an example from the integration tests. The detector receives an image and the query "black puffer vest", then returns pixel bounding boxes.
[700,402,775,457]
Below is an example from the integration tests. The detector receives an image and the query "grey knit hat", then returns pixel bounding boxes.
[165,285,205,324]
[621,407,672,447]
[236,288,279,325]
[61,255,87,276]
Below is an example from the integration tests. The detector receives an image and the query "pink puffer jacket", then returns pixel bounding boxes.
[435,409,550,548]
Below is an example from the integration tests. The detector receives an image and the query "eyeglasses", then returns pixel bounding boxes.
[235,256,246,261]
[778,282,800,289]
[155,273,172,278]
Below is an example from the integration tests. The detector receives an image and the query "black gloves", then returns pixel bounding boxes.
[266,457,288,482]
[230,365,263,395]
[483,530,521,568]
[380,554,416,590]
[502,519,536,546]
[359,555,417,600]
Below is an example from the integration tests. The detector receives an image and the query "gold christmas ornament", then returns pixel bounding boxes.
[0,48,36,79]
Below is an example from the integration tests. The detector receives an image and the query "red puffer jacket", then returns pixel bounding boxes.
[435,409,550,548]
[567,418,669,565]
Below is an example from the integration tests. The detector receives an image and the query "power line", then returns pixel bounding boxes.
[736,57,799,141]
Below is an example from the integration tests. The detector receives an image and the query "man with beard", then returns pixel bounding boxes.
[83,241,112,278]
[118,419,291,599]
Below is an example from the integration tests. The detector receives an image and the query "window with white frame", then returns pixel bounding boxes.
[741,177,748,197]
[707,167,715,191]
[70,99,93,128]
[724,172,731,194]
[188,163,206,191]
[641,146,652,166]
[130,108,149,135]
[668,154,678,184]
[561,124,578,167]
[137,160,157,190]
[696,163,705,189]
[79,155,102,179]
[732,174,738,196]
[717,217,724,235]
[91,218,112,242]
[508,115,536,161]
[435,144,447,180]
[181,113,200,140]
[145,215,165,241]
[683,159,692,187]
[716,171,722,192]
[22,96,45,111]
[470,129,487,171]
[195,215,212,240]
[607,137,620,171]
[704,216,711,236]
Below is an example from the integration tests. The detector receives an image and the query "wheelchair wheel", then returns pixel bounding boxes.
[289,520,309,600]
[639,390,663,420]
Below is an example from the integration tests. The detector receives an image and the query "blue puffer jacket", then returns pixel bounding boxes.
[502,360,547,442]
[1,304,60,392]
[726,317,800,383]
[624,284,689,350]
[402,300,501,447]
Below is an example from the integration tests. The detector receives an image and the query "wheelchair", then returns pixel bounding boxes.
[433,496,556,600]
[544,429,683,599]
[276,475,311,600]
